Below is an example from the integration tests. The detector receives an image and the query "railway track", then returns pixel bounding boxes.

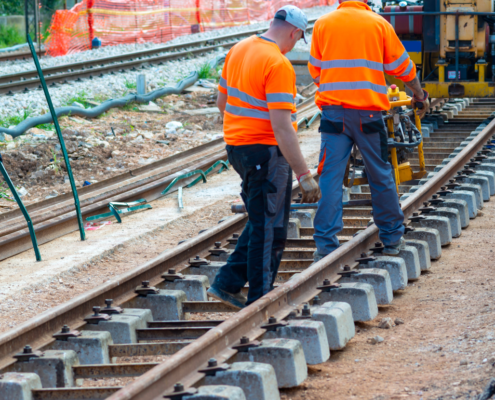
[0,49,46,63]
[0,99,494,400]
[0,20,319,96]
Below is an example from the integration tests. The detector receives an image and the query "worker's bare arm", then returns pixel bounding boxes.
[216,92,228,118]
[403,76,424,100]
[269,109,308,177]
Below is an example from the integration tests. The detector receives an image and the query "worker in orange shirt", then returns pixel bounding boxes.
[207,5,320,309]
[309,0,430,261]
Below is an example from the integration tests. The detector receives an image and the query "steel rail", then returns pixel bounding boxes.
[0,49,46,62]
[106,118,495,400]
[0,149,227,260]
[0,212,247,371]
[0,19,317,94]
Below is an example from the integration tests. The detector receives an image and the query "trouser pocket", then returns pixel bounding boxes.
[358,111,389,163]
[263,180,278,217]
[320,108,344,134]
[358,110,385,134]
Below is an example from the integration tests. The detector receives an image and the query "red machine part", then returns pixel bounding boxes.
[383,6,423,35]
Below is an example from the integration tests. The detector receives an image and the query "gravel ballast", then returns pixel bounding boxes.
[0,5,336,125]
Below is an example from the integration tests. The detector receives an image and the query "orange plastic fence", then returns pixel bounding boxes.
[46,0,334,57]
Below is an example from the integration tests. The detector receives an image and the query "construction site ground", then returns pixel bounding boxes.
[0,98,494,398]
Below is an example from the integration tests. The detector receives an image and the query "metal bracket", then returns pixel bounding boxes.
[163,383,198,400]
[161,170,207,197]
[100,299,123,315]
[84,307,112,325]
[135,281,159,296]
[53,325,81,341]
[13,345,43,362]
[316,279,341,292]
[162,269,184,282]
[261,317,288,332]
[209,242,228,256]
[232,337,261,353]
[198,359,230,376]
[369,242,385,254]
[186,160,230,188]
[355,252,376,264]
[408,213,426,222]
[188,256,210,267]
[87,198,152,223]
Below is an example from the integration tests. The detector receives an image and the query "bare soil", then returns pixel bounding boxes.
[0,90,223,209]
[0,200,233,333]
[280,202,495,400]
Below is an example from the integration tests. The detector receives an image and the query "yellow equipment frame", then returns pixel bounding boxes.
[346,97,427,193]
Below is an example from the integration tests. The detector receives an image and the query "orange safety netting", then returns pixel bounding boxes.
[45,0,335,57]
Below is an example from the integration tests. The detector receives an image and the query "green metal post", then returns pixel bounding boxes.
[27,35,86,241]
[0,154,42,261]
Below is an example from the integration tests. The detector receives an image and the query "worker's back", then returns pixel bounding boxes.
[219,35,297,146]
[309,1,416,111]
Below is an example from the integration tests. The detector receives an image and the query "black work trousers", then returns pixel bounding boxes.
[211,144,292,305]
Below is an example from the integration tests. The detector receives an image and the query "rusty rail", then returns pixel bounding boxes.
[106,118,495,400]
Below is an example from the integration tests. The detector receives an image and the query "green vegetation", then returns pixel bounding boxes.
[49,149,61,174]
[0,182,14,201]
[197,62,221,81]
[124,78,137,90]
[0,109,32,128]
[63,90,92,108]
[0,25,24,49]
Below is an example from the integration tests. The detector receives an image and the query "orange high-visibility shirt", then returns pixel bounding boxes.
[309,1,417,111]
[218,35,298,146]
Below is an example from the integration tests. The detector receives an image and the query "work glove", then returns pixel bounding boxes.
[412,89,430,119]
[298,171,321,204]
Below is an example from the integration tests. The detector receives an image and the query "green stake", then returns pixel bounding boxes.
[0,154,41,261]
[27,34,86,241]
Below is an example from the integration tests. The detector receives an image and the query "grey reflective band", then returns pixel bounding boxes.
[227,87,268,108]
[226,104,270,120]
[226,104,297,122]
[321,59,383,72]
[266,92,295,104]
[383,50,409,72]
[309,55,322,68]
[219,77,227,89]
[398,59,414,77]
[319,81,388,95]
[313,76,320,84]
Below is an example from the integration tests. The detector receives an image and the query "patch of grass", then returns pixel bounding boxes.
[197,62,221,81]
[64,90,90,107]
[124,78,137,90]
[49,149,61,174]
[122,102,138,112]
[0,25,24,49]
[36,123,55,131]
[0,182,13,201]
[0,109,33,129]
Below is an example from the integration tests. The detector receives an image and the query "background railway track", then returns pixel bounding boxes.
[0,21,318,96]
[0,99,494,399]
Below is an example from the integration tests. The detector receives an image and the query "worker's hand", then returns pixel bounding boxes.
[412,89,430,119]
[299,171,321,204]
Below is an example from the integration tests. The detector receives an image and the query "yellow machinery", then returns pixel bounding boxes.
[346,85,427,193]
[382,0,495,98]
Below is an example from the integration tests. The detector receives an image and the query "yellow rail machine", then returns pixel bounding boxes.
[381,0,495,98]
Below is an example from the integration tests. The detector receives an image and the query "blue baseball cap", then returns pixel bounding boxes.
[274,5,308,43]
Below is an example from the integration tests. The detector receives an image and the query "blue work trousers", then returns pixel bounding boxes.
[211,144,292,305]
[314,105,405,255]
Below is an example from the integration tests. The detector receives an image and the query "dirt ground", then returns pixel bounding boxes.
[1,86,493,397]
[280,203,495,399]
[0,89,223,208]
